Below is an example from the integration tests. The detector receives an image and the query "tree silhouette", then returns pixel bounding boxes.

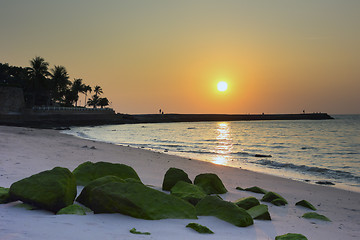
[87,95,99,108]
[83,85,92,107]
[50,65,70,105]
[94,85,103,96]
[98,97,109,108]
[71,78,86,106]
[27,56,50,106]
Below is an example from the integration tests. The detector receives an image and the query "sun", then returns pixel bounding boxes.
[217,81,228,92]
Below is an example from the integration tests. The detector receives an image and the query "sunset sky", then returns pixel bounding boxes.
[1,1,359,114]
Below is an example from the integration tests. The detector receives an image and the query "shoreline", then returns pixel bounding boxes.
[1,125,359,239]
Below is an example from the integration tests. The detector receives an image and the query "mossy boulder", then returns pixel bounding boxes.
[261,191,288,205]
[196,196,253,227]
[275,233,308,240]
[0,187,11,204]
[302,212,331,222]
[246,204,271,220]
[162,167,192,191]
[295,200,316,211]
[245,186,267,194]
[56,204,87,215]
[170,181,207,205]
[72,161,141,186]
[84,181,197,220]
[186,223,214,234]
[234,196,260,210]
[76,175,125,206]
[9,167,76,213]
[194,173,227,195]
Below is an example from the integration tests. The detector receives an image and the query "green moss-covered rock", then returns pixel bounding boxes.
[186,223,214,234]
[129,228,151,235]
[271,198,288,206]
[9,167,76,213]
[196,196,253,227]
[0,187,11,204]
[245,186,267,194]
[194,173,227,195]
[85,181,197,220]
[57,204,87,215]
[234,196,260,210]
[162,167,192,191]
[76,175,125,206]
[261,192,288,205]
[302,212,331,221]
[246,204,271,220]
[170,181,206,205]
[295,200,316,210]
[72,161,141,186]
[275,233,308,240]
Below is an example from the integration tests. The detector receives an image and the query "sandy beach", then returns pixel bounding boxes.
[1,125,359,240]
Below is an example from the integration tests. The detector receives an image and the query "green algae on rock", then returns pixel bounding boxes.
[244,186,267,194]
[9,167,76,213]
[72,161,141,186]
[170,181,206,205]
[186,223,214,234]
[196,196,253,227]
[162,167,192,191]
[261,192,288,205]
[56,204,87,215]
[275,233,308,240]
[129,228,151,235]
[246,204,271,220]
[234,196,260,210]
[302,212,331,222]
[86,181,197,220]
[194,173,227,195]
[295,200,317,211]
[235,186,245,191]
[0,187,11,204]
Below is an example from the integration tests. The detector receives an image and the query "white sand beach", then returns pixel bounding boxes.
[0,125,359,240]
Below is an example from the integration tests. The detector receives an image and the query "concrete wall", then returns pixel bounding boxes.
[0,87,25,113]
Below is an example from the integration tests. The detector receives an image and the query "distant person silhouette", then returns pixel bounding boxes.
[159,109,162,114]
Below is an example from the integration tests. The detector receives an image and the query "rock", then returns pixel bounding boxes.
[170,181,207,205]
[9,167,77,213]
[254,154,272,158]
[235,186,245,191]
[186,223,214,234]
[162,167,192,191]
[0,187,11,204]
[246,204,271,220]
[56,204,87,215]
[235,196,260,210]
[72,161,141,185]
[245,186,267,194]
[295,200,317,211]
[261,192,288,205]
[315,181,335,185]
[302,212,331,222]
[194,173,227,195]
[196,196,253,227]
[76,175,125,207]
[85,181,197,220]
[129,228,151,235]
[275,233,308,240]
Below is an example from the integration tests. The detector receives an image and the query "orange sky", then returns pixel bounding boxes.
[1,1,359,114]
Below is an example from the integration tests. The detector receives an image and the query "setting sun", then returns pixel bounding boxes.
[217,81,228,92]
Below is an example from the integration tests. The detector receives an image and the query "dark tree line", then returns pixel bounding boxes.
[0,57,109,108]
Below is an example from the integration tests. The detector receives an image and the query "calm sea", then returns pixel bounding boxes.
[63,115,360,192]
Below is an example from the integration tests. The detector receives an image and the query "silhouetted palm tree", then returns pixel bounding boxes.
[83,85,92,107]
[50,65,70,105]
[71,78,86,107]
[27,56,50,105]
[94,85,103,96]
[87,95,99,108]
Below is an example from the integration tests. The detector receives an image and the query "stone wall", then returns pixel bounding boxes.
[0,87,25,113]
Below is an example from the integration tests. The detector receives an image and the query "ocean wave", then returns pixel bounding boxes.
[252,159,360,182]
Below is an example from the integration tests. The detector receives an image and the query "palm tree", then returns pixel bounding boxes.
[50,65,70,105]
[98,97,109,108]
[71,78,86,107]
[87,95,99,108]
[94,85,103,96]
[83,85,92,107]
[27,56,50,105]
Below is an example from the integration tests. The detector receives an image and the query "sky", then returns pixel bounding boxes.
[1,0,359,114]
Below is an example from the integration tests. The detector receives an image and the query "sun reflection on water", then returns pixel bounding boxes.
[212,122,233,165]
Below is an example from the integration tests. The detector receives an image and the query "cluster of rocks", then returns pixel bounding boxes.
[0,161,330,239]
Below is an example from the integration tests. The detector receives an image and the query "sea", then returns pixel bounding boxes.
[63,114,360,192]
